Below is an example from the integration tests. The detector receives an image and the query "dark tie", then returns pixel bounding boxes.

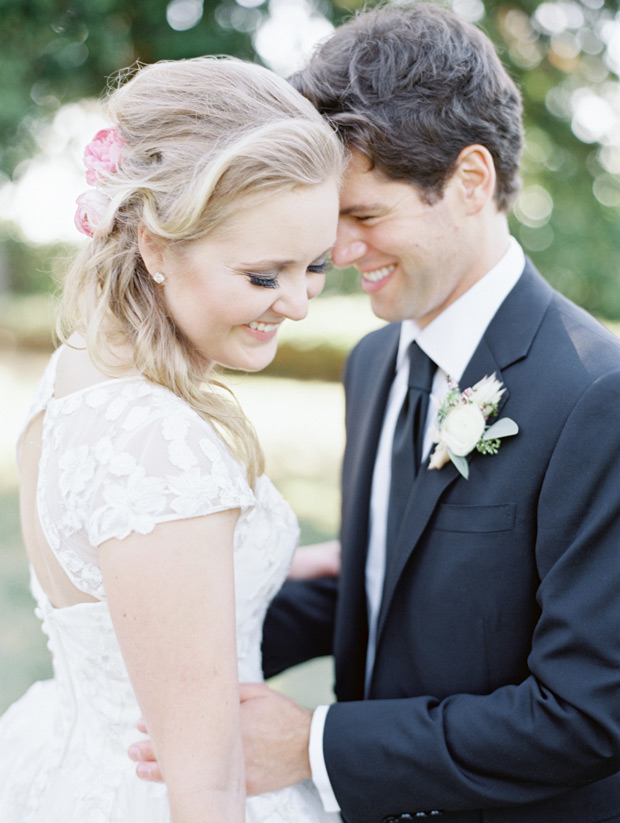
[385,341,436,559]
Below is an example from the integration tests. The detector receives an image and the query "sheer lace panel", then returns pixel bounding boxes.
[20,349,255,601]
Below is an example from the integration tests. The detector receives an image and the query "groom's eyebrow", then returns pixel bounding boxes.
[340,202,385,215]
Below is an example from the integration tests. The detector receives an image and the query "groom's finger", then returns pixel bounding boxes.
[128,740,155,762]
[136,762,164,783]
[128,741,164,782]
[135,761,163,782]
[239,681,269,702]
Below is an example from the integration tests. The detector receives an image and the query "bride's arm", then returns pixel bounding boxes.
[99,510,245,823]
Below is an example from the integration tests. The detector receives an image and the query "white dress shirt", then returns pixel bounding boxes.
[310,239,525,812]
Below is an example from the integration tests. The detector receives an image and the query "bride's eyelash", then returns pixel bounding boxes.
[307,260,330,274]
[247,273,279,289]
[247,259,330,289]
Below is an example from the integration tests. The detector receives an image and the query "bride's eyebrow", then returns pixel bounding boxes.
[237,244,335,269]
[236,258,296,269]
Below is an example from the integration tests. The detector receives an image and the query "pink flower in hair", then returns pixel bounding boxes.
[83,127,124,186]
[74,189,111,237]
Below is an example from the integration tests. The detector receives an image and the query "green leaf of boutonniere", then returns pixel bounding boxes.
[482,418,519,440]
[447,450,470,480]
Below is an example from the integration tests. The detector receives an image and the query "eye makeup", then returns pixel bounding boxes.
[245,256,330,288]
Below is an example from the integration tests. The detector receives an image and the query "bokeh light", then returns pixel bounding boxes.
[166,0,205,31]
[514,184,554,227]
[254,0,334,76]
[0,102,106,245]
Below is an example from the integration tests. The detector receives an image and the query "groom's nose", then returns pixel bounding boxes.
[331,221,368,269]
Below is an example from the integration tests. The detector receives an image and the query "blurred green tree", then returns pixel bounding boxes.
[479,0,620,316]
[1,0,620,316]
[0,0,257,175]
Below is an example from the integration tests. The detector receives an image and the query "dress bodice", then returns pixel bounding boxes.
[21,347,299,683]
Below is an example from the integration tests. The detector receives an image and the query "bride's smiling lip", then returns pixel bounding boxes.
[242,320,282,340]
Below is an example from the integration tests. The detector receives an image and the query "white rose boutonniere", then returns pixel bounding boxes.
[428,374,518,479]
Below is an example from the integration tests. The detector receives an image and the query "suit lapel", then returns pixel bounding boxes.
[375,261,553,648]
[344,333,400,550]
[335,327,399,699]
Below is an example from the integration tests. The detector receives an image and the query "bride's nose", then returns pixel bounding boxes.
[272,278,311,322]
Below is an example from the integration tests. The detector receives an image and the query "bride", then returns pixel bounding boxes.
[0,56,343,822]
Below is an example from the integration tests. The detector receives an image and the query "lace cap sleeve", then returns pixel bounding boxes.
[79,382,256,546]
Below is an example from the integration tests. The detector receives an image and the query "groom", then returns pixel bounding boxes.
[242,4,620,822]
[133,4,620,820]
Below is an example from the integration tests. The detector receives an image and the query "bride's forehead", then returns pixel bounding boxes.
[182,184,338,262]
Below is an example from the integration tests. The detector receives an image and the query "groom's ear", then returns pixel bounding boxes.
[453,144,497,215]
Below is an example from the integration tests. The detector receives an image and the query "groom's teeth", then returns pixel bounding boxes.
[362,264,396,283]
[247,321,279,332]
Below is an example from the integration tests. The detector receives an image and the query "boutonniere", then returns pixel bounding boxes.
[428,374,518,480]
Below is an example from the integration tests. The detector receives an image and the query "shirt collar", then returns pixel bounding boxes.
[396,237,525,381]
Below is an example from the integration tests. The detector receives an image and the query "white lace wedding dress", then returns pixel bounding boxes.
[0,347,339,823]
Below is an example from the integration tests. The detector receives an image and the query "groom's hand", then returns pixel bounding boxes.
[129,685,313,793]
[128,719,163,782]
[240,682,312,796]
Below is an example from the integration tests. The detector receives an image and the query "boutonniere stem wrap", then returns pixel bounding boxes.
[428,374,518,480]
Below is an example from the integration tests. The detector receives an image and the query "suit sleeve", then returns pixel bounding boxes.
[262,576,338,679]
[323,371,620,818]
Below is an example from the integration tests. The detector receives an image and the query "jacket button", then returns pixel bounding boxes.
[382,817,398,823]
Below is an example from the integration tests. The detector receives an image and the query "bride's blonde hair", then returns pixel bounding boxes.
[59,57,344,485]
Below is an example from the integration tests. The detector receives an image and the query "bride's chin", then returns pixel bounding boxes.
[211,345,278,374]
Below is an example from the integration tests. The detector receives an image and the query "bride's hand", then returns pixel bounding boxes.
[287,539,340,580]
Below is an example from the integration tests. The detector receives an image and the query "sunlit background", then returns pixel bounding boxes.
[2,0,620,711]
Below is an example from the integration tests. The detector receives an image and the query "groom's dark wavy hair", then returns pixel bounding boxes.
[289,1,523,212]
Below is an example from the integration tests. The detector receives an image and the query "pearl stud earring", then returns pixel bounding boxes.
[153,271,165,285]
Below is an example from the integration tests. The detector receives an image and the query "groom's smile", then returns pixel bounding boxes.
[359,263,396,291]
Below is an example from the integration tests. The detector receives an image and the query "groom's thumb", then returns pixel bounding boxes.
[239,682,269,703]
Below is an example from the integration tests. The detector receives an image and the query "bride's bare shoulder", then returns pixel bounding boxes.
[54,333,137,398]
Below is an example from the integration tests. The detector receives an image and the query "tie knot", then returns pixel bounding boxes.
[407,341,435,392]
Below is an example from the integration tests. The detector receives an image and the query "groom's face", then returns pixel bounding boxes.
[332,152,479,327]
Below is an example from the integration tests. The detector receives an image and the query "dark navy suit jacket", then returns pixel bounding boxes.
[263,262,620,823]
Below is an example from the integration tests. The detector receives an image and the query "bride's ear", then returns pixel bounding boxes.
[137,225,164,279]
